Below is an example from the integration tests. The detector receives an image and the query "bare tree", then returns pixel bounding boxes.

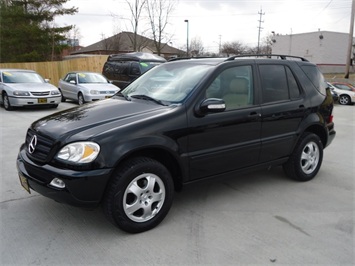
[190,36,205,57]
[221,41,247,57]
[146,0,176,55]
[125,0,147,51]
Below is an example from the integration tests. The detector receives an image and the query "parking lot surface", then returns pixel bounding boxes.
[0,102,354,265]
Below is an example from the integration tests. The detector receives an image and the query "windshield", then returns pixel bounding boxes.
[2,71,45,83]
[121,62,212,104]
[78,73,108,83]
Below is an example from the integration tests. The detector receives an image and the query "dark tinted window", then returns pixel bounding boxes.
[300,65,327,95]
[259,65,288,103]
[286,67,301,99]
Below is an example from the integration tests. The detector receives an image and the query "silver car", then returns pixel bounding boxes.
[58,72,119,105]
[0,69,61,111]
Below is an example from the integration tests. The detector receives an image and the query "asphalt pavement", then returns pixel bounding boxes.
[0,101,354,265]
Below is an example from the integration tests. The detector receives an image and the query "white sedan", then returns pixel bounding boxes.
[0,69,61,111]
[58,72,120,105]
[327,82,355,105]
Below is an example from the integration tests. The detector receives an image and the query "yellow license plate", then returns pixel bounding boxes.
[38,98,47,103]
[19,174,31,194]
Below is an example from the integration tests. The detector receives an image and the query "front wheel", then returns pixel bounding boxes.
[283,133,323,181]
[3,92,13,111]
[78,92,85,105]
[103,157,174,233]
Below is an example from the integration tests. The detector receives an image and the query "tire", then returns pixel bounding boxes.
[3,92,13,111]
[338,95,350,105]
[103,157,174,233]
[283,133,323,181]
[59,89,66,102]
[78,93,85,105]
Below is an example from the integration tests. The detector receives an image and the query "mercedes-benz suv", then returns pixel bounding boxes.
[17,55,336,233]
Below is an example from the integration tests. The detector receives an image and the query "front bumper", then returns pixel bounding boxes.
[84,94,114,102]
[9,95,61,107]
[17,144,112,208]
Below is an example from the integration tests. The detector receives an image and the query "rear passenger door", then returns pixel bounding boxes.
[258,63,306,163]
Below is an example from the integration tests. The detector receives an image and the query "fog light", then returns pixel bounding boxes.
[50,178,66,189]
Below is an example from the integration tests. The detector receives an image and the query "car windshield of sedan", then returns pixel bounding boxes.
[2,71,44,83]
[77,73,108,84]
[121,62,212,104]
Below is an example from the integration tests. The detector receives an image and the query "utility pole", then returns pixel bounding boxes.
[257,8,265,54]
[345,0,355,78]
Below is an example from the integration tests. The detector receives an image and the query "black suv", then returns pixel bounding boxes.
[102,52,166,89]
[17,55,336,233]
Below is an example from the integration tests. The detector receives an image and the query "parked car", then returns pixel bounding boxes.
[58,71,119,105]
[328,82,355,105]
[17,55,336,233]
[330,82,355,92]
[102,52,166,89]
[0,69,61,111]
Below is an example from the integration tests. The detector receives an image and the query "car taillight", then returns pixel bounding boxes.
[328,114,334,123]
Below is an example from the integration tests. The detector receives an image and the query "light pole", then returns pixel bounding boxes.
[184,19,189,56]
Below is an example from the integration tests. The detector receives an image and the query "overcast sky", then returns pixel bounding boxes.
[56,0,353,53]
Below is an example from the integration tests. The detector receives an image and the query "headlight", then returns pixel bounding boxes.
[90,90,99,94]
[56,142,100,163]
[13,91,30,96]
[51,90,61,95]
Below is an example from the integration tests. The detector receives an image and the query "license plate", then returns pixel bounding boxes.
[19,174,31,194]
[38,98,47,103]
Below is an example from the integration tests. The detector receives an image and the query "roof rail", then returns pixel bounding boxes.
[225,54,309,62]
[168,56,221,62]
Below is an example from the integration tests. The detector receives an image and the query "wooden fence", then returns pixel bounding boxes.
[0,55,108,87]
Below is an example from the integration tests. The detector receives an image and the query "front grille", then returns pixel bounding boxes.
[99,91,116,95]
[26,129,55,163]
[31,91,50,96]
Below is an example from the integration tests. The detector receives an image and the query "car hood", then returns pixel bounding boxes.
[5,82,57,91]
[78,83,119,91]
[31,98,171,141]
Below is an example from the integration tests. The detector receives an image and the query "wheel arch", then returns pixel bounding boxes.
[103,136,186,193]
[117,147,184,191]
[302,124,327,148]
[298,113,329,148]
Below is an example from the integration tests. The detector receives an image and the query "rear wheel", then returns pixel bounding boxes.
[283,133,323,181]
[78,92,85,105]
[338,95,351,105]
[103,157,174,233]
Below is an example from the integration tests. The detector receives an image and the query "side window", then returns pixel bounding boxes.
[286,67,301,99]
[259,65,288,103]
[130,62,141,75]
[206,65,253,110]
[300,65,327,95]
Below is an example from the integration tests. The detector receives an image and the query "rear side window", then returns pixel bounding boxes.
[259,65,301,103]
[300,65,327,95]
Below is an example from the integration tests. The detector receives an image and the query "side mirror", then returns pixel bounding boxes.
[196,98,226,116]
[44,78,50,83]
[70,80,76,84]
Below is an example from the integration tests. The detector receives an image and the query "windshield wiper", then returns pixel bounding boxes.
[116,92,131,101]
[130,94,166,106]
